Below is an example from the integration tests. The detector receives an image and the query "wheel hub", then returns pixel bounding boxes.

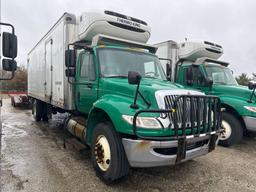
[94,135,111,171]
[219,120,232,140]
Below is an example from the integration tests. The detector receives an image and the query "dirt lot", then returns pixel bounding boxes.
[1,98,256,192]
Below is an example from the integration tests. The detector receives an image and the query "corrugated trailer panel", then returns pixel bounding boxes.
[28,13,77,110]
[28,41,45,100]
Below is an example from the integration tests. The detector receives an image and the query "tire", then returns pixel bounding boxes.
[218,112,243,147]
[91,122,129,184]
[42,116,49,121]
[32,99,43,121]
[42,102,49,121]
[11,97,16,107]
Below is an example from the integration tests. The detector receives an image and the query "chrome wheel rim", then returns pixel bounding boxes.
[94,135,111,171]
[220,120,232,140]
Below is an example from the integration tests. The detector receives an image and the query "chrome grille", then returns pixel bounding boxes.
[164,95,219,135]
[164,95,204,127]
[132,95,221,140]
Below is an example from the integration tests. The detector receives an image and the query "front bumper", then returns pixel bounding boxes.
[243,116,256,131]
[122,133,218,168]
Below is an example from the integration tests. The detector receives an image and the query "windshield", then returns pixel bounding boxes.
[205,64,238,85]
[98,48,166,80]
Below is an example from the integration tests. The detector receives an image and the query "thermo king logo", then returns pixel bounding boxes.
[117,18,141,28]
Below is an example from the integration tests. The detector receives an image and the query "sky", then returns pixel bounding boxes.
[1,0,256,76]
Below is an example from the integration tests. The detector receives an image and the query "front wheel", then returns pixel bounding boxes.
[91,122,129,184]
[218,112,243,147]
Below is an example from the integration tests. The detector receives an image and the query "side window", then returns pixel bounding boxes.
[80,52,95,80]
[144,61,158,76]
[192,67,205,86]
[184,66,205,86]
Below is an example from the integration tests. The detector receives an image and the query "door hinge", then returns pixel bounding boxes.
[50,39,53,44]
[50,65,53,71]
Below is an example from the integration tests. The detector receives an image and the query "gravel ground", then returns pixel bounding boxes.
[1,98,256,192]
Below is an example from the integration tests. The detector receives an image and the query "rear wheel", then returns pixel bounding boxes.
[11,97,16,107]
[218,112,243,147]
[42,102,49,121]
[91,122,129,184]
[32,99,43,121]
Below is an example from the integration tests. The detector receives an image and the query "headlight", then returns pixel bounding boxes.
[122,115,162,129]
[244,106,256,113]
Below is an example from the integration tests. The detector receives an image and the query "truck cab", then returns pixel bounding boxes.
[156,40,256,147]
[28,11,222,184]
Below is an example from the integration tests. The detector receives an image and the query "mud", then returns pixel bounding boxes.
[1,98,256,192]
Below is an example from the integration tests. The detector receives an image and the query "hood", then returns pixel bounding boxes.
[99,78,203,108]
[213,84,255,102]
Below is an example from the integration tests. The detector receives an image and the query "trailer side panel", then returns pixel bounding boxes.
[28,13,76,110]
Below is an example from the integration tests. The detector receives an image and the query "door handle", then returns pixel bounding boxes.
[85,83,93,88]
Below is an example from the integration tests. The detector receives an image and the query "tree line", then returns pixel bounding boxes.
[1,65,27,93]
[235,73,256,86]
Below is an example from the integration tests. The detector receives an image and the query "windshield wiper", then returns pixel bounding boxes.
[105,75,127,78]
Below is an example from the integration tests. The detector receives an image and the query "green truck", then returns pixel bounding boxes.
[27,11,221,183]
[155,40,256,147]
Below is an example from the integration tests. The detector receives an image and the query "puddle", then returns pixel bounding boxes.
[1,123,28,151]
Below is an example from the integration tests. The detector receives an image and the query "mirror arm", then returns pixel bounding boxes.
[130,81,141,109]
[138,91,151,107]
[248,88,256,103]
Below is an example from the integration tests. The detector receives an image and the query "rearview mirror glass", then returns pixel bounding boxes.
[2,59,17,71]
[185,67,193,86]
[65,68,76,77]
[2,32,17,58]
[166,63,171,80]
[248,81,256,90]
[128,71,141,85]
[65,50,76,67]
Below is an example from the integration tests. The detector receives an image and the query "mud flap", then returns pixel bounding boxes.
[208,134,218,152]
[176,138,187,163]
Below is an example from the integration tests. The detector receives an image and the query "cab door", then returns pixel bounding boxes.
[76,51,98,113]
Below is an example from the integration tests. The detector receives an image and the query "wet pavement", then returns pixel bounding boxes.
[1,98,256,192]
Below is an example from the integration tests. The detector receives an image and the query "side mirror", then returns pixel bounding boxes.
[185,67,193,86]
[166,63,171,80]
[2,59,17,71]
[206,78,213,87]
[128,71,141,85]
[248,81,256,90]
[65,50,76,67]
[65,68,76,77]
[2,32,17,58]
